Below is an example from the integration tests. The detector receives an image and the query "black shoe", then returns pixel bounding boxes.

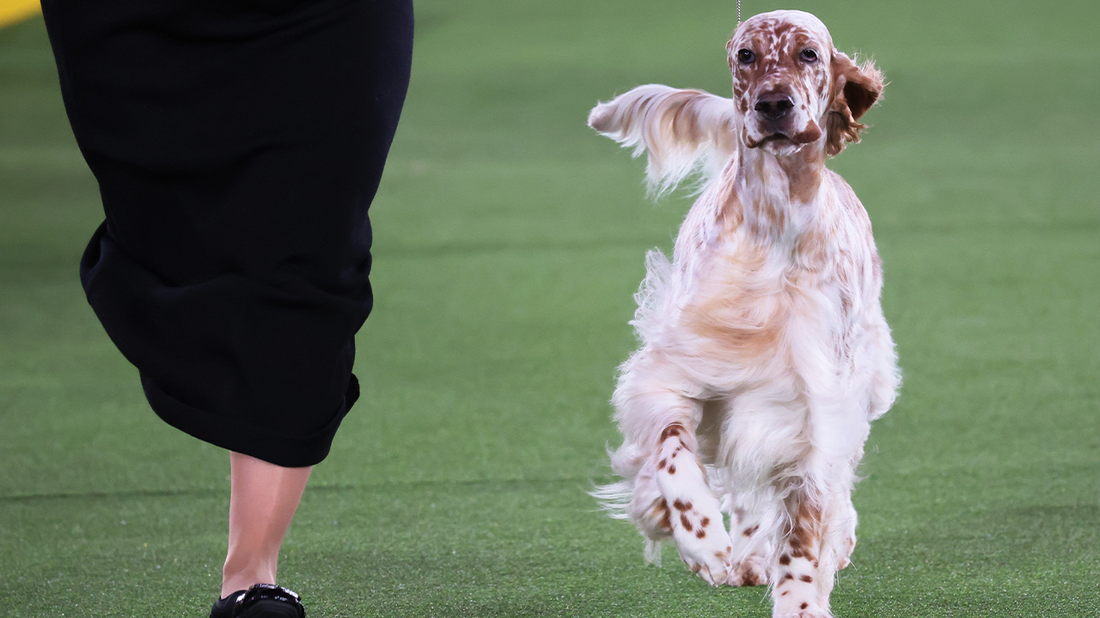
[209,584,305,618]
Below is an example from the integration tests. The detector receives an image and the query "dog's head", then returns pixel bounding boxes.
[727,10,884,157]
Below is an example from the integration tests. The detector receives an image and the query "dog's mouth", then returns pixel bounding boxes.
[745,123,822,150]
[745,132,795,149]
[760,134,793,146]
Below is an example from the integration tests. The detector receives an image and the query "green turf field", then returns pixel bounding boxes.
[2,1,1098,616]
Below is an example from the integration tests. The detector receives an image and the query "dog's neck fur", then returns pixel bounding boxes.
[732,137,826,243]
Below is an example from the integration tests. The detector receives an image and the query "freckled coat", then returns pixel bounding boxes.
[588,10,898,618]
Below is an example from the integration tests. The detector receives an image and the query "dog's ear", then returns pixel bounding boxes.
[825,50,884,156]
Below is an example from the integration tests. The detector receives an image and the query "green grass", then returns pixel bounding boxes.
[2,0,1099,616]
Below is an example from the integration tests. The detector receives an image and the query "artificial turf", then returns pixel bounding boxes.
[1,0,1098,616]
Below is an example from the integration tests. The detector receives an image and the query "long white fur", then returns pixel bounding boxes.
[589,10,899,618]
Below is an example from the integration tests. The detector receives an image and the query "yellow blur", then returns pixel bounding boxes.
[0,0,41,29]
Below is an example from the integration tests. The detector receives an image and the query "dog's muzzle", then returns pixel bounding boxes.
[746,88,822,150]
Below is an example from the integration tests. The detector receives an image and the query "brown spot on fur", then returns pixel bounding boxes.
[779,554,791,565]
[780,590,789,596]
[659,424,683,441]
[795,226,829,268]
[739,572,763,586]
[691,563,702,574]
[673,500,692,511]
[756,199,788,233]
[680,514,694,532]
[783,497,823,563]
[783,573,794,580]
[743,525,759,537]
[657,459,667,470]
[696,529,707,539]
[667,465,676,474]
[700,516,711,528]
[801,602,809,610]
[800,574,813,583]
[777,147,825,205]
[653,499,673,532]
[654,498,669,512]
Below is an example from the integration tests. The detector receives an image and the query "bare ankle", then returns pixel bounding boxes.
[221,561,277,598]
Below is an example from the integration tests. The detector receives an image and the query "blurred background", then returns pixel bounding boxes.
[1,0,1097,615]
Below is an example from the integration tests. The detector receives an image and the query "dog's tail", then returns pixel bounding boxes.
[588,85,738,195]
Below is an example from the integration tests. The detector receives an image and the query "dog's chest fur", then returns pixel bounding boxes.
[662,157,879,391]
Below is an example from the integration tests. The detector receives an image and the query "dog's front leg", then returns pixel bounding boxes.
[652,422,733,586]
[771,492,836,618]
[726,506,773,587]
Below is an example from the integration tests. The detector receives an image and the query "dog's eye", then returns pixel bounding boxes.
[800,48,819,63]
[737,49,755,64]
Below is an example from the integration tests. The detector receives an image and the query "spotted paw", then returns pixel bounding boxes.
[728,555,769,586]
[668,499,733,586]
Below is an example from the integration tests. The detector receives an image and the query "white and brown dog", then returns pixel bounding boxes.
[590,10,899,618]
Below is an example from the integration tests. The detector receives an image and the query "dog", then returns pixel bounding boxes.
[589,10,899,618]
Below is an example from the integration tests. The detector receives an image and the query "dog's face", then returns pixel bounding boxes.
[727,10,832,155]
[727,10,881,157]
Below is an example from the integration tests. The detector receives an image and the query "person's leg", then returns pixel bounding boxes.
[221,452,312,598]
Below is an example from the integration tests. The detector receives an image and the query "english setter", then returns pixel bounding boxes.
[590,10,898,618]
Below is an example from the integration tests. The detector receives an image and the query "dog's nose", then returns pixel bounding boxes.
[754,93,794,120]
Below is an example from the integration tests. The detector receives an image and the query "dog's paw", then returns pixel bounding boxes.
[664,498,733,586]
[834,524,857,571]
[837,535,856,570]
[728,555,769,586]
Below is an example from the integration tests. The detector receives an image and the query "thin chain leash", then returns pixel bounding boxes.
[737,0,742,26]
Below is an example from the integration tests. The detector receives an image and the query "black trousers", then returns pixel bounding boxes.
[41,0,414,467]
